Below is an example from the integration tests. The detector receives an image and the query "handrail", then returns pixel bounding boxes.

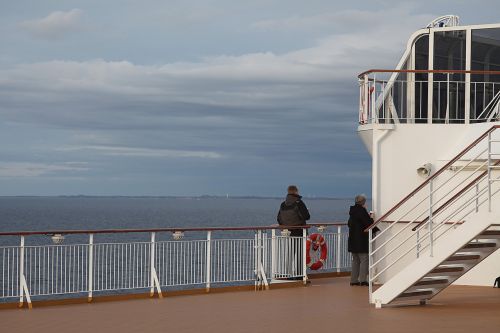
[366,125,500,231]
[411,159,500,231]
[0,222,347,236]
[358,69,500,79]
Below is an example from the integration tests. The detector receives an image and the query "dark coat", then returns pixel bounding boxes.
[277,194,310,237]
[347,204,374,253]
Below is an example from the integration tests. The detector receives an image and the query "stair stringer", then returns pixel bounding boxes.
[371,210,500,305]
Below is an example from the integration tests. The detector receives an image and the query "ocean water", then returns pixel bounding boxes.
[0,197,351,245]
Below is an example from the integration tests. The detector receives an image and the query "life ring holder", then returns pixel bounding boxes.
[306,233,328,270]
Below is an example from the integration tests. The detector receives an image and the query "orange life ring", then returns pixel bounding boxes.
[306,233,328,270]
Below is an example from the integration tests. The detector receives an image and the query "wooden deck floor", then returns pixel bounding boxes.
[1,277,499,333]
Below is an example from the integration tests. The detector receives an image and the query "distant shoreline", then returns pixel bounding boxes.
[0,195,359,200]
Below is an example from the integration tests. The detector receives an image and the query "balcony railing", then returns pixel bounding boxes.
[0,223,349,308]
[358,69,500,125]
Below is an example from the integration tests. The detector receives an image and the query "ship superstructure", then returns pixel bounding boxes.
[359,15,500,307]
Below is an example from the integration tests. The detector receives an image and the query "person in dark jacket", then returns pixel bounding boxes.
[277,185,310,236]
[348,194,376,286]
[277,185,310,278]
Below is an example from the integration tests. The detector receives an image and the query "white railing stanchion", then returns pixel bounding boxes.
[150,232,155,296]
[88,233,93,302]
[476,182,480,212]
[18,235,24,307]
[302,228,307,284]
[18,236,31,309]
[416,230,420,258]
[429,180,434,257]
[364,75,369,122]
[336,225,341,273]
[149,232,162,298]
[205,231,211,292]
[271,229,276,282]
[256,230,268,290]
[368,229,373,304]
[488,132,492,212]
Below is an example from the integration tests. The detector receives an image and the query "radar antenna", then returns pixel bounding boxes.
[426,15,460,28]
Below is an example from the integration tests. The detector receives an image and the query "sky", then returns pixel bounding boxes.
[0,1,498,197]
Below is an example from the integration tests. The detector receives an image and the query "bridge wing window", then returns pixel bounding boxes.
[471,28,500,122]
[415,35,429,123]
[433,30,466,123]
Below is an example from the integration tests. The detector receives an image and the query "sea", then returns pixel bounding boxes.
[0,197,351,245]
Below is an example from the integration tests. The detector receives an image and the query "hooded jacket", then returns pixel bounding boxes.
[347,204,374,253]
[277,194,310,236]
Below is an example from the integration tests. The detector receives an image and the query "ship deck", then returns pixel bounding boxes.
[1,277,499,333]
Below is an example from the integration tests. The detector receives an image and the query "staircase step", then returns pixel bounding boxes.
[462,242,497,249]
[398,290,433,298]
[445,254,481,262]
[477,230,500,239]
[430,266,464,274]
[414,278,448,286]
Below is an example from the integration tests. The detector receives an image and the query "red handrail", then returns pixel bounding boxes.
[0,222,347,237]
[366,125,500,231]
[358,69,500,79]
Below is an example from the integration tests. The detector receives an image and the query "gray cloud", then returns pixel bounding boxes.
[0,3,442,195]
[0,162,88,177]
[19,9,83,40]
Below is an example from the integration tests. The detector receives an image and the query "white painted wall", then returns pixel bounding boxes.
[360,121,500,285]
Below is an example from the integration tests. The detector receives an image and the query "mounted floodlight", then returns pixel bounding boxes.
[417,163,432,178]
[51,234,65,244]
[426,15,460,28]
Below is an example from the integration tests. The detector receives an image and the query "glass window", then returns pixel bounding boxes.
[433,30,466,123]
[471,28,500,121]
[414,34,429,123]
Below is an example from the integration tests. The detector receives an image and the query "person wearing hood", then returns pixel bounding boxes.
[277,185,310,278]
[348,194,377,286]
[277,185,310,236]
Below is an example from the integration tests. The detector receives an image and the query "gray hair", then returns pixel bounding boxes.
[355,194,367,205]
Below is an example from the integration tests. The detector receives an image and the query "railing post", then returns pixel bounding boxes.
[18,235,31,309]
[368,229,373,304]
[254,231,259,288]
[271,229,276,281]
[416,230,420,258]
[205,231,211,292]
[372,73,377,123]
[488,132,492,212]
[429,180,434,257]
[150,232,155,297]
[336,225,341,273]
[302,228,307,284]
[476,182,480,213]
[18,235,24,307]
[446,73,450,124]
[88,233,93,302]
[364,75,370,123]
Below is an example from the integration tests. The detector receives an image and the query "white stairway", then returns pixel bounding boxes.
[372,211,500,307]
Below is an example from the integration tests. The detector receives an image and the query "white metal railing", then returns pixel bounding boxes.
[358,70,500,125]
[0,224,350,307]
[366,125,500,302]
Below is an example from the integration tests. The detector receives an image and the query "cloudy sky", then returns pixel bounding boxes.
[0,1,497,197]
